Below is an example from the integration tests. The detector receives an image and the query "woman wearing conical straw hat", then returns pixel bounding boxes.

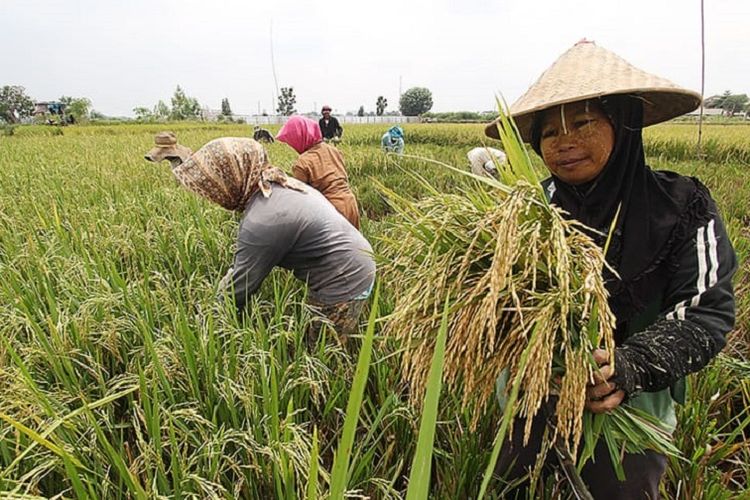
[171,137,376,343]
[486,40,737,497]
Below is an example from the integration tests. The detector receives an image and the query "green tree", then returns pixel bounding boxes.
[170,85,201,120]
[376,96,388,116]
[0,85,35,124]
[357,105,365,117]
[703,92,727,109]
[153,100,170,120]
[722,94,749,116]
[59,96,92,123]
[133,107,155,121]
[221,98,233,117]
[276,87,297,116]
[399,87,433,116]
[705,91,749,116]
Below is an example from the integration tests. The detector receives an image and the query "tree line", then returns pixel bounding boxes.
[1,84,436,123]
[0,86,93,124]
[5,83,745,124]
[276,86,433,117]
[704,91,749,117]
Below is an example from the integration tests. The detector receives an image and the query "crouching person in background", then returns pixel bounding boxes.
[172,137,376,344]
[252,125,275,143]
[381,126,405,154]
[467,146,506,178]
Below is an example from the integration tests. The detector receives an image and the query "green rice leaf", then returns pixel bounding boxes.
[329,283,380,499]
[306,427,319,500]
[405,296,450,500]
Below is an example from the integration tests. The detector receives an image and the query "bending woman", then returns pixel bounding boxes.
[172,137,375,341]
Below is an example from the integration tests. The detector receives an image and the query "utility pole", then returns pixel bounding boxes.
[697,0,706,158]
[270,20,279,106]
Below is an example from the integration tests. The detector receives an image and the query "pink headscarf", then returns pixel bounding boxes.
[276,116,322,154]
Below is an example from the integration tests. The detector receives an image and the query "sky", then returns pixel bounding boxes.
[2,0,748,117]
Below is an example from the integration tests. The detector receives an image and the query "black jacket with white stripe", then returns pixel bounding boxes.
[543,174,737,401]
[610,193,737,400]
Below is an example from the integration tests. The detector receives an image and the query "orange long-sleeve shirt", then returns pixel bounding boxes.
[292,142,360,229]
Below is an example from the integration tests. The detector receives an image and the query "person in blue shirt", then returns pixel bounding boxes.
[381,126,404,154]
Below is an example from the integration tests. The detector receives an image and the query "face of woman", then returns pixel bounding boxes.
[539,100,615,185]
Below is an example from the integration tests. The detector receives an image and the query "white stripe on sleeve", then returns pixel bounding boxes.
[666,219,717,321]
[707,219,719,287]
[691,226,708,309]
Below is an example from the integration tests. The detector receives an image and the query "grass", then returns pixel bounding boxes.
[0,120,748,498]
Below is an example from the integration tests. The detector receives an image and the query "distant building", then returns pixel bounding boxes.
[33,101,66,117]
[201,107,221,121]
[33,102,49,116]
[685,108,726,117]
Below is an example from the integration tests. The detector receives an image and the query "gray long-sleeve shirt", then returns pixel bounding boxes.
[228,186,375,310]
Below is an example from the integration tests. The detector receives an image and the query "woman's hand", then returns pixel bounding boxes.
[586,349,625,413]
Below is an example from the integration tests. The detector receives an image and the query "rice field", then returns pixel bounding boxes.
[0,121,748,498]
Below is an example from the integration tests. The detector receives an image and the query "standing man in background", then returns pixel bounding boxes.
[319,105,343,142]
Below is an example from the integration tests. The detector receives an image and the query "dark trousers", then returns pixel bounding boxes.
[497,412,667,499]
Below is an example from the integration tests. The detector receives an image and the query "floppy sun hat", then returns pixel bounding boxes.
[486,40,702,142]
[144,131,193,164]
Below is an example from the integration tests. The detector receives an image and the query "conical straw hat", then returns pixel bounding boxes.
[485,40,701,142]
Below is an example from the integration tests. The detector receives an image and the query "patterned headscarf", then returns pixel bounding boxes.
[172,137,306,212]
[276,116,323,154]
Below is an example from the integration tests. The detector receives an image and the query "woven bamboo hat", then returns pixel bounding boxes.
[485,40,702,142]
[144,131,193,164]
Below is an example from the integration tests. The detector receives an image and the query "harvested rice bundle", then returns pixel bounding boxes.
[380,174,613,450]
[378,105,677,477]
